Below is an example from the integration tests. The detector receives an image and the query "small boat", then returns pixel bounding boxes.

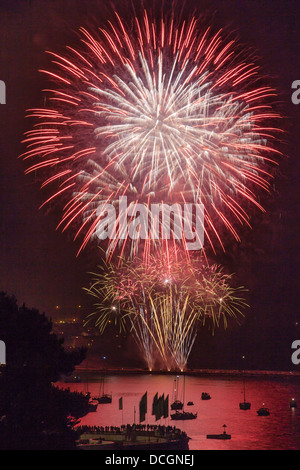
[94,377,112,404]
[170,410,197,420]
[290,398,297,408]
[171,399,184,410]
[207,425,231,440]
[170,376,184,410]
[239,378,251,410]
[239,401,251,410]
[170,375,196,419]
[187,401,194,406]
[201,392,211,400]
[257,406,270,416]
[97,394,112,404]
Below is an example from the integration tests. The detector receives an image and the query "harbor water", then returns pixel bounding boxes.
[58,372,300,450]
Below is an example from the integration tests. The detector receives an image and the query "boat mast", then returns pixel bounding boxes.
[173,377,177,402]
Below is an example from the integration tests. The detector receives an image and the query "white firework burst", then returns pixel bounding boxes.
[21,8,281,256]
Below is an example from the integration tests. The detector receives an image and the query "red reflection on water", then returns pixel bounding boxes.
[58,374,300,450]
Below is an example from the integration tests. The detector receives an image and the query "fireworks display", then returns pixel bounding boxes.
[85,248,248,370]
[21,7,281,258]
[20,5,281,369]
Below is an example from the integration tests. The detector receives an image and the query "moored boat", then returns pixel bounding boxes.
[239,377,251,410]
[239,401,251,410]
[257,406,270,416]
[97,393,112,404]
[171,399,183,410]
[170,410,197,420]
[201,392,211,400]
[93,376,112,404]
[170,376,183,410]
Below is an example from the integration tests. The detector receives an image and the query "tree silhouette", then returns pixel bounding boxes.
[0,292,88,449]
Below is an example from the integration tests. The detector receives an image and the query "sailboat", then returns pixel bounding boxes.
[239,377,251,410]
[83,365,97,412]
[239,356,251,410]
[201,392,211,400]
[170,410,197,420]
[94,376,112,404]
[170,376,183,410]
[170,375,197,420]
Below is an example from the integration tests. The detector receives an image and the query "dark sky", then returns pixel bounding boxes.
[0,0,299,358]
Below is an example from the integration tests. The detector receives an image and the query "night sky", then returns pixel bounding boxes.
[0,0,299,368]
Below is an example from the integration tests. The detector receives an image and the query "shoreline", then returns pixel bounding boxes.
[72,367,300,379]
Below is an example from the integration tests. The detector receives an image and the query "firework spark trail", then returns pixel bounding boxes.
[149,288,198,371]
[84,248,248,370]
[21,7,281,258]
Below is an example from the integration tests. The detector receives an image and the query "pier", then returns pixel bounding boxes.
[76,424,190,450]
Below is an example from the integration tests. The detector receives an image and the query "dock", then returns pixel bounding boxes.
[75,424,190,450]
